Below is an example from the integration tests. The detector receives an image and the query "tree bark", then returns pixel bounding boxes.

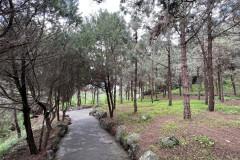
[197,67,201,100]
[180,18,191,119]
[218,69,221,100]
[84,91,87,105]
[120,74,123,104]
[179,76,182,96]
[77,88,81,106]
[131,80,133,101]
[168,46,172,106]
[134,60,137,113]
[207,0,215,111]
[13,106,21,138]
[231,74,237,96]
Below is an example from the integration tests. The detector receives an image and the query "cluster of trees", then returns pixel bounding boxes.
[0,0,240,155]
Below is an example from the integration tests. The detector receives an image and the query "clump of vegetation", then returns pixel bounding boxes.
[195,136,215,148]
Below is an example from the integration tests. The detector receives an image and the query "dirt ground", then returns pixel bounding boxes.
[104,95,240,160]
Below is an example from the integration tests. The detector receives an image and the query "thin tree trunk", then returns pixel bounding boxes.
[180,18,191,119]
[105,80,113,118]
[168,46,172,106]
[13,106,21,138]
[197,67,201,100]
[151,60,154,103]
[120,74,123,104]
[231,74,237,96]
[134,60,137,113]
[77,88,81,106]
[215,80,219,95]
[179,76,182,96]
[85,91,87,105]
[97,88,99,104]
[131,80,133,101]
[218,69,221,100]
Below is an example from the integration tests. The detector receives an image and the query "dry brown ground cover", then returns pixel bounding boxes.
[101,95,240,160]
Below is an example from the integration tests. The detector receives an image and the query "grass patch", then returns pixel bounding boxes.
[0,133,26,159]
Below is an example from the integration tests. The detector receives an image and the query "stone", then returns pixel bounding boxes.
[65,117,72,125]
[89,109,97,116]
[139,151,160,160]
[96,111,107,120]
[115,125,126,141]
[99,119,107,129]
[106,122,116,132]
[56,121,63,128]
[129,144,139,160]
[58,125,68,137]
[46,150,54,160]
[95,104,102,108]
[51,141,59,152]
[127,133,140,145]
[140,114,152,120]
[161,136,179,148]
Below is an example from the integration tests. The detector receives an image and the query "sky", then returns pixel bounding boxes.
[78,0,120,18]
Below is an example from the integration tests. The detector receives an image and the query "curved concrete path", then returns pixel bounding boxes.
[56,108,129,160]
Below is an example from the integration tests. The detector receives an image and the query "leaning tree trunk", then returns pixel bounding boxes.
[134,60,137,113]
[207,0,215,111]
[180,18,191,119]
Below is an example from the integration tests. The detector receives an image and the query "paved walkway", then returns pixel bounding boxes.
[56,108,129,160]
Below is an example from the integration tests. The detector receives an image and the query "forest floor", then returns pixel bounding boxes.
[1,114,68,160]
[101,95,240,160]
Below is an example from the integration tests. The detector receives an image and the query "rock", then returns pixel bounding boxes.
[51,141,59,152]
[139,151,160,160]
[99,119,107,129]
[120,132,129,151]
[127,133,140,145]
[95,104,102,108]
[65,117,72,125]
[96,111,107,120]
[46,150,54,160]
[106,122,116,132]
[58,125,68,137]
[140,114,152,120]
[89,109,97,116]
[115,125,126,141]
[161,136,179,148]
[56,121,63,128]
[129,144,139,160]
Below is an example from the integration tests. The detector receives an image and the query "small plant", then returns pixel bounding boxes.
[121,132,127,143]
[195,136,214,148]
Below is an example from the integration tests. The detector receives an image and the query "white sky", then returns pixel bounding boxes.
[78,0,120,18]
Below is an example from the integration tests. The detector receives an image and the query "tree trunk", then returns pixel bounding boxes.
[131,80,133,101]
[134,60,137,113]
[13,106,21,138]
[207,0,215,111]
[197,67,201,100]
[180,18,191,119]
[231,74,237,96]
[215,80,218,95]
[218,69,221,100]
[168,46,172,106]
[113,81,116,109]
[179,76,182,96]
[97,88,99,104]
[151,60,154,103]
[77,89,81,106]
[84,91,87,104]
[120,74,123,104]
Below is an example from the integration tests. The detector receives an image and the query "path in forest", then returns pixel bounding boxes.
[56,108,129,160]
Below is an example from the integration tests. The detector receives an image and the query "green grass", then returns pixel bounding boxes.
[172,78,240,97]
[0,133,26,159]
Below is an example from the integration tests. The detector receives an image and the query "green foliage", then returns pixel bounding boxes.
[195,136,214,148]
